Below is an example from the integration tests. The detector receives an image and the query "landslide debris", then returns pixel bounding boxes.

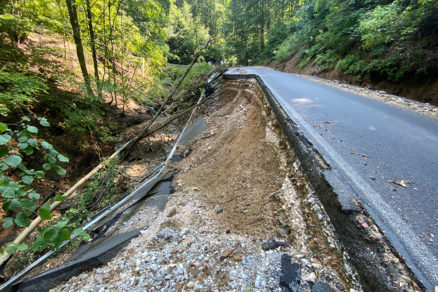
[51,80,361,291]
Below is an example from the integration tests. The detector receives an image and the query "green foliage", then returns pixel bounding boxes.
[315,50,338,72]
[64,159,120,225]
[266,0,438,82]
[0,14,30,43]
[359,3,405,50]
[61,99,112,142]
[0,117,74,255]
[166,2,210,64]
[0,71,48,116]
[336,54,367,75]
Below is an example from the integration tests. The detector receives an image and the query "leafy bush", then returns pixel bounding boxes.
[274,35,301,63]
[0,14,30,43]
[336,54,367,75]
[315,50,339,72]
[0,117,74,254]
[0,71,47,116]
[61,99,113,142]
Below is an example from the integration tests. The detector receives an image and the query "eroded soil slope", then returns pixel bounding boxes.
[52,81,360,291]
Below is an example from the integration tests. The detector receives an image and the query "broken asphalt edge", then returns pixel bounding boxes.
[223,73,428,291]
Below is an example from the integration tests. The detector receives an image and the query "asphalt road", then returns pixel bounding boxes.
[226,67,438,289]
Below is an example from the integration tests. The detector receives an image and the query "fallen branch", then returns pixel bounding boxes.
[0,139,133,266]
[0,41,218,267]
[122,40,211,156]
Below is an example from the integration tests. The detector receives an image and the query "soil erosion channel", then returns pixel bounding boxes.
[51,81,371,291]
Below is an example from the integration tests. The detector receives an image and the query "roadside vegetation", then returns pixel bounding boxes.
[0,0,212,261]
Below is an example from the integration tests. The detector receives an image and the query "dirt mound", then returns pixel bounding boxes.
[178,82,286,237]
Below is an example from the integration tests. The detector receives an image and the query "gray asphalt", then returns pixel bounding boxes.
[226,67,438,289]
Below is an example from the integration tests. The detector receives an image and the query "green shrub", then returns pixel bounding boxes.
[0,71,48,116]
[0,14,30,43]
[315,50,338,72]
[336,54,367,75]
[0,117,83,255]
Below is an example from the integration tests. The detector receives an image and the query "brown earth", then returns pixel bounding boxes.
[178,82,286,238]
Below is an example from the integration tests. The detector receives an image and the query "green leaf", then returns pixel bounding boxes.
[1,187,15,199]
[27,138,38,148]
[26,125,38,134]
[4,155,22,168]
[18,142,28,149]
[55,228,70,247]
[5,246,17,255]
[0,148,9,158]
[41,141,53,150]
[56,167,66,176]
[35,171,45,178]
[0,123,7,133]
[0,134,11,145]
[18,134,28,143]
[15,212,31,227]
[2,217,14,228]
[17,243,28,251]
[28,192,40,200]
[22,116,30,122]
[21,199,36,214]
[39,203,52,220]
[57,154,69,163]
[22,175,34,185]
[73,228,91,241]
[48,156,56,164]
[43,163,52,170]
[23,146,34,156]
[32,237,48,251]
[8,199,20,211]
[54,194,67,202]
[39,118,50,127]
[43,228,58,241]
[56,220,69,229]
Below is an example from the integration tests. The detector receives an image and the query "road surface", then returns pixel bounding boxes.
[225,67,438,290]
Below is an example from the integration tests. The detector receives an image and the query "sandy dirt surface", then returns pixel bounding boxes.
[50,81,363,291]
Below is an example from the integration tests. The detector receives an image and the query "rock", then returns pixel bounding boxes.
[226,229,231,234]
[233,254,243,261]
[261,236,289,251]
[220,248,234,261]
[304,272,316,283]
[279,254,301,292]
[155,227,179,241]
[216,208,224,214]
[311,281,332,292]
[335,283,345,291]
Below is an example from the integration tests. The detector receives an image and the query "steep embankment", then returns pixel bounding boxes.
[272,57,438,106]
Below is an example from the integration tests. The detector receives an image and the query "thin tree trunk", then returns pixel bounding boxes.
[65,0,94,97]
[85,0,102,99]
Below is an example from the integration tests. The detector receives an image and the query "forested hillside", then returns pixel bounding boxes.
[169,0,438,102]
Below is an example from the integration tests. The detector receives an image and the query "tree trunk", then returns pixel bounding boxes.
[65,0,94,97]
[85,0,102,99]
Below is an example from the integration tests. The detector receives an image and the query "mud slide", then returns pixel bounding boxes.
[49,81,419,291]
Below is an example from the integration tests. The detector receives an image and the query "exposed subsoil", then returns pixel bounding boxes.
[10,79,422,291]
[50,81,363,291]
